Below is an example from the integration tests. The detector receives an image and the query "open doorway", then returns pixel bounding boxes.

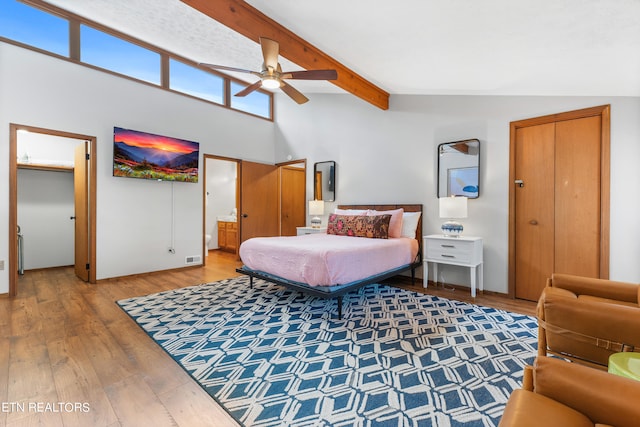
[203,155,240,262]
[9,124,97,296]
[202,155,307,264]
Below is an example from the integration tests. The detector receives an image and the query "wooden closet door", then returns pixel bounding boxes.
[510,105,610,301]
[280,166,306,236]
[514,123,556,301]
[554,116,602,277]
[74,142,90,282]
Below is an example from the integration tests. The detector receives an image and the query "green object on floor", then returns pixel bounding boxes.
[609,352,640,381]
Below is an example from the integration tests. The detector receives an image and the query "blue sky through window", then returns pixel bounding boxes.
[230,81,271,119]
[0,0,68,56]
[170,59,224,105]
[80,25,160,85]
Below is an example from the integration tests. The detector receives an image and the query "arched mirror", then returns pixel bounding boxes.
[437,139,480,198]
[314,161,336,202]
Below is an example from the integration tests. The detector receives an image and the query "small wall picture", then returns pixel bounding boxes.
[448,167,479,197]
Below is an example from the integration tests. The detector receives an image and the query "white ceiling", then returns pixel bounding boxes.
[45,0,640,97]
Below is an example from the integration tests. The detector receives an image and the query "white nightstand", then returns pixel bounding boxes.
[423,234,483,297]
[296,227,327,236]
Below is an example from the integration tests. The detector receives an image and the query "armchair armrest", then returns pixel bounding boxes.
[549,273,639,304]
[521,365,534,391]
[533,356,640,427]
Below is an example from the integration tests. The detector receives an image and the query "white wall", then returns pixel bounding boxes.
[0,43,276,292]
[274,93,640,293]
[17,132,80,166]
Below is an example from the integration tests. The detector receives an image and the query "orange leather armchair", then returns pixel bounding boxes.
[537,273,640,368]
[499,356,640,427]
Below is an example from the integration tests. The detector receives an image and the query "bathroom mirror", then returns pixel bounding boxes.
[437,139,480,198]
[314,161,336,202]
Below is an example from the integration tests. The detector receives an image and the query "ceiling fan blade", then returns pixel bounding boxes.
[260,37,279,71]
[234,80,263,97]
[199,63,259,76]
[280,81,309,104]
[281,69,338,81]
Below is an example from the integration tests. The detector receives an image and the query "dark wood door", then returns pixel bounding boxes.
[240,161,279,243]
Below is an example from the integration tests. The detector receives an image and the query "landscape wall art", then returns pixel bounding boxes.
[113,127,199,183]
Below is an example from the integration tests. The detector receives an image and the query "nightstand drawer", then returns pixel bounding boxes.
[426,240,473,262]
[424,235,482,265]
[296,227,327,236]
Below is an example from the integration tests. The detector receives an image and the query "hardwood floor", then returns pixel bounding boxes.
[1,252,536,426]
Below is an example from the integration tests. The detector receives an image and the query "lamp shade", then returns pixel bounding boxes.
[309,200,325,215]
[439,196,468,219]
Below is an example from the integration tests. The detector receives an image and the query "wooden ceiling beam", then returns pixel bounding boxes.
[181,0,389,110]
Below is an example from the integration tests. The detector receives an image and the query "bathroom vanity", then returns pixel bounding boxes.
[217,220,237,253]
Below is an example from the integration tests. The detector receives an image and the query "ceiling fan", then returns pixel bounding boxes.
[200,37,338,104]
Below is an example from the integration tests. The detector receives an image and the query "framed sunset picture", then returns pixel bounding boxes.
[113,127,199,183]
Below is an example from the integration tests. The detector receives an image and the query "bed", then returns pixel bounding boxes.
[236,204,423,319]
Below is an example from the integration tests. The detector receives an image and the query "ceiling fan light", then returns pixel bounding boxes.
[261,77,280,89]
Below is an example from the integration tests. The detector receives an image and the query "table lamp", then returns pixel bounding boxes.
[309,200,325,228]
[439,196,467,237]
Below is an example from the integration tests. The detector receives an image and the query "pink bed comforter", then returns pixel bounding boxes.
[239,234,419,287]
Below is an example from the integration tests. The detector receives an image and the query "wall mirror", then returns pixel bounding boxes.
[437,139,480,198]
[314,161,336,202]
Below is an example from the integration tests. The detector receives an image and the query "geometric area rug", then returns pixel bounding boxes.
[117,276,538,427]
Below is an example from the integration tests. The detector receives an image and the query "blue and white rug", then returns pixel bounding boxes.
[117,277,537,427]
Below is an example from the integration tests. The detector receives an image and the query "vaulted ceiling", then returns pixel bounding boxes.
[41,0,640,109]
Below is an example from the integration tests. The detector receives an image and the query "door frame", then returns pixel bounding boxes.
[507,105,610,298]
[202,154,240,264]
[9,124,97,296]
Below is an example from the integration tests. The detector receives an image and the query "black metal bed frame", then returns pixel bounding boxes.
[236,260,421,320]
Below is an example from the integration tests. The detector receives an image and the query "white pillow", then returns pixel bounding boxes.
[401,211,422,238]
[334,208,368,215]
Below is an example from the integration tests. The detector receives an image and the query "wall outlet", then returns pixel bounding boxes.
[0,260,4,270]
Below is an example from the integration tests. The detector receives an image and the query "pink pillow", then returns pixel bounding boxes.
[367,208,404,238]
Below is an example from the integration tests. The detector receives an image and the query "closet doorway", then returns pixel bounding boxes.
[508,105,610,301]
[9,124,97,296]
